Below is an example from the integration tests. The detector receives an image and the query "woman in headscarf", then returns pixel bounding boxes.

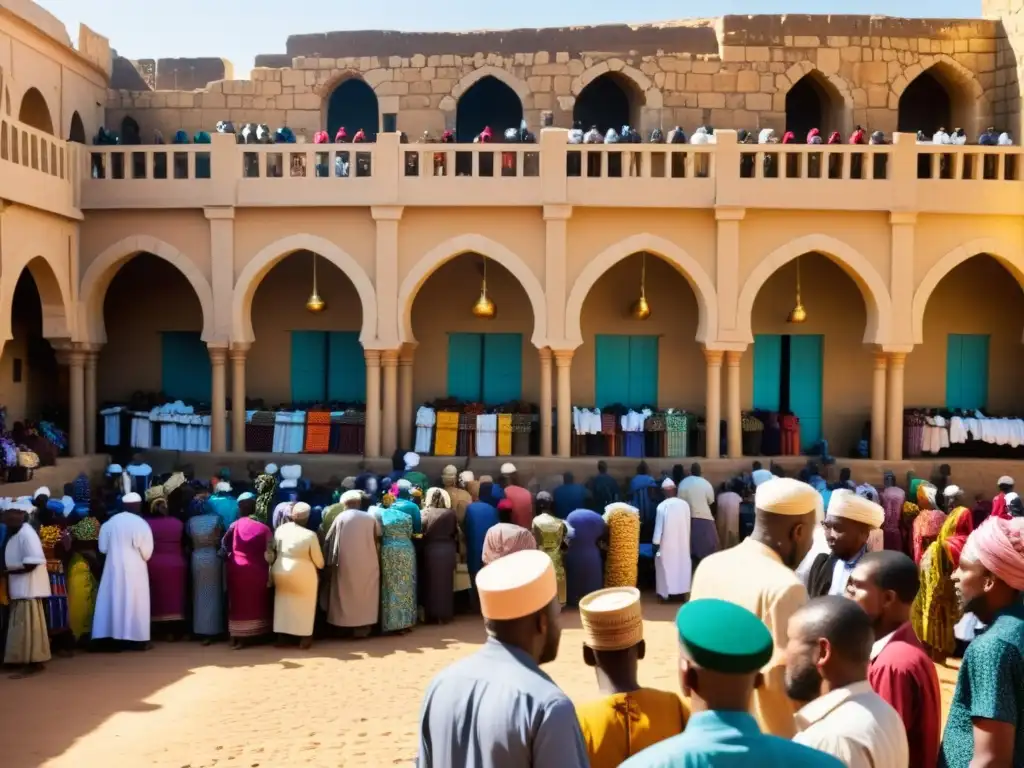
[253,472,277,526]
[879,471,906,552]
[221,493,273,648]
[269,502,323,649]
[375,494,417,633]
[420,488,457,624]
[187,497,225,644]
[146,493,188,640]
[67,477,103,644]
[531,492,569,606]
[564,508,607,606]
[481,522,537,566]
[37,498,73,654]
[603,502,641,588]
[272,501,294,531]
[912,482,946,565]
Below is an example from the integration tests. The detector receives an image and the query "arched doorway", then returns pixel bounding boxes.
[910,255,1024,422]
[248,250,366,409]
[327,78,379,140]
[0,269,62,425]
[785,73,841,140]
[455,76,524,142]
[573,73,637,134]
[18,87,53,134]
[121,116,141,145]
[69,111,86,143]
[100,253,209,405]
[749,253,871,456]
[898,70,953,136]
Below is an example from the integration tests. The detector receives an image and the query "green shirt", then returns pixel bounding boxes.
[940,602,1024,767]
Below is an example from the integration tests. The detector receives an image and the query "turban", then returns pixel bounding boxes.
[755,478,818,516]
[969,517,1024,590]
[917,482,938,511]
[442,465,458,479]
[34,486,51,500]
[827,489,884,528]
[237,492,255,503]
[425,487,452,508]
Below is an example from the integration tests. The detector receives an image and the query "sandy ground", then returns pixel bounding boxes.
[3,598,959,768]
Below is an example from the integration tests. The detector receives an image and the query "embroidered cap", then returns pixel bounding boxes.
[580,587,643,651]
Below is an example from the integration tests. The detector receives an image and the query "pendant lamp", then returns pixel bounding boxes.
[472,256,496,319]
[787,257,807,324]
[630,252,652,320]
[305,252,326,313]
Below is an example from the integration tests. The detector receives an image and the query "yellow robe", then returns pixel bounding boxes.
[576,688,688,767]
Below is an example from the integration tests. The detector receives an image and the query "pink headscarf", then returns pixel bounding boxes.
[969,517,1024,590]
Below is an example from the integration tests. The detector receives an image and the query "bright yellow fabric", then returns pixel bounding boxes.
[603,509,640,588]
[433,412,459,456]
[497,414,513,456]
[67,554,98,640]
[576,688,688,768]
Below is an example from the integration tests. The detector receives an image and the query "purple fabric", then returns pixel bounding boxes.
[222,517,273,637]
[564,509,607,606]
[147,516,187,622]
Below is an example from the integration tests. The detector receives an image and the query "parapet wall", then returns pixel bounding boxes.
[104,15,1012,141]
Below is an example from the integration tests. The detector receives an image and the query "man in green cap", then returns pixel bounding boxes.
[620,599,844,767]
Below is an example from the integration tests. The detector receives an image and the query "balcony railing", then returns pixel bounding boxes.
[0,117,82,220]
[78,131,1024,216]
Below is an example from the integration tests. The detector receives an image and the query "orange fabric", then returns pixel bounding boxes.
[304,411,331,453]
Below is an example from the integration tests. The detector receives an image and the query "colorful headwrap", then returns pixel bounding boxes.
[72,473,91,504]
[482,523,537,565]
[968,517,1024,590]
[916,482,938,511]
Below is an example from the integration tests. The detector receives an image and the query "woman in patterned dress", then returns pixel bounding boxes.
[67,501,103,644]
[187,505,225,643]
[37,499,73,655]
[375,500,417,633]
[603,502,641,589]
[531,492,568,605]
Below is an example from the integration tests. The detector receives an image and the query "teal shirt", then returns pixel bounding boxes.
[392,499,422,534]
[205,494,239,530]
[620,711,845,768]
[940,602,1024,767]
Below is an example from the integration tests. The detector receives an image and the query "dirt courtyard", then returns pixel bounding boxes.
[4,598,959,768]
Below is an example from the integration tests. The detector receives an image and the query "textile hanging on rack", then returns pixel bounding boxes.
[433,412,458,456]
[304,411,331,453]
[247,411,275,452]
[476,414,498,457]
[665,411,690,458]
[496,414,513,456]
[101,406,123,446]
[414,406,436,454]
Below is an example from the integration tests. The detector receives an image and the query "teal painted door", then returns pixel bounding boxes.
[752,334,782,411]
[290,331,328,403]
[447,333,483,401]
[327,331,366,402]
[627,335,659,407]
[946,334,989,410]
[482,333,523,404]
[595,335,631,407]
[789,335,823,451]
[161,331,212,402]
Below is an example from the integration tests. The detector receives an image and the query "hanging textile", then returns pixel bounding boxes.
[100,406,123,447]
[476,414,498,457]
[304,411,331,453]
[247,411,275,452]
[434,412,459,456]
[415,406,436,454]
[497,414,513,456]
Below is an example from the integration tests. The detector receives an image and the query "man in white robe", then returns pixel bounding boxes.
[92,493,155,646]
[653,479,692,600]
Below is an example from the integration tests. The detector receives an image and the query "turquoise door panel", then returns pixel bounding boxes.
[290,330,327,403]
[595,335,631,407]
[327,331,366,402]
[753,334,782,411]
[789,334,823,451]
[482,333,523,405]
[627,335,659,407]
[161,331,212,403]
[447,333,483,401]
[948,334,989,410]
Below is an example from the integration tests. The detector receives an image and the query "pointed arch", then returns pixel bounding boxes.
[0,254,73,344]
[326,77,379,140]
[234,233,377,344]
[781,64,850,138]
[455,75,524,142]
[565,234,718,348]
[399,234,546,347]
[68,111,86,143]
[18,87,53,134]
[80,235,215,345]
[895,57,985,137]
[570,58,663,110]
[737,234,891,345]
[451,66,531,102]
[913,239,1024,343]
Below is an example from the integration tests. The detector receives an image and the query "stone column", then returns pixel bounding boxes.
[885,352,906,461]
[84,346,99,454]
[229,344,248,454]
[382,350,399,456]
[209,344,228,453]
[554,350,573,458]
[725,351,743,458]
[364,350,382,458]
[871,353,888,460]
[539,347,553,457]
[398,345,415,450]
[704,349,723,460]
[68,348,86,457]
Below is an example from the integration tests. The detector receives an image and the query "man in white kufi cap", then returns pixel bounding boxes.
[805,489,884,599]
[690,476,819,738]
[417,550,588,767]
[654,478,692,599]
[92,490,155,645]
[993,475,1015,520]
[499,462,534,530]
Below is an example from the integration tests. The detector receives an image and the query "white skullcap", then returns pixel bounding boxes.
[280,465,302,480]
[943,484,963,498]
[340,490,363,505]
[999,476,1015,486]
[404,452,420,469]
[827,489,884,529]
[755,477,819,516]
[500,463,517,475]
[1004,491,1019,506]
[215,481,232,493]
[33,487,51,499]
[265,463,279,475]
[397,478,412,490]
[752,469,775,487]
[107,464,123,475]
[237,492,255,502]
[536,490,553,502]
[476,550,557,620]
[661,478,677,490]
[122,492,142,504]
[459,471,475,484]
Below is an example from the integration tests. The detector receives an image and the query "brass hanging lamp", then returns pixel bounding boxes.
[471,255,496,319]
[787,257,807,324]
[630,252,652,320]
[305,252,326,313]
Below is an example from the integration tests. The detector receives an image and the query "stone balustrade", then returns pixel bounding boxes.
[64,129,1024,216]
[0,117,83,220]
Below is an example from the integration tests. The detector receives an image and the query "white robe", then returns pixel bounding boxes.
[92,512,154,642]
[653,498,692,598]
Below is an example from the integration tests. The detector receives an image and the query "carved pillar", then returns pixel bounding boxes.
[230,344,249,453]
[704,349,723,460]
[209,344,228,453]
[381,350,399,456]
[871,353,888,460]
[725,351,743,458]
[398,345,415,450]
[84,346,99,454]
[885,352,906,461]
[539,347,553,457]
[364,350,382,458]
[554,350,573,458]
[68,347,86,457]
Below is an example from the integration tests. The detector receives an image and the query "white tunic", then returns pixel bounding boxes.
[92,512,155,642]
[653,498,692,598]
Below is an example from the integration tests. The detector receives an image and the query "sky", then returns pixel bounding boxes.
[38,0,982,77]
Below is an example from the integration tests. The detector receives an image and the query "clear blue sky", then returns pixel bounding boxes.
[38,0,981,77]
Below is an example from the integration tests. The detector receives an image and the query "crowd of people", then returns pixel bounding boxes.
[1,454,1022,765]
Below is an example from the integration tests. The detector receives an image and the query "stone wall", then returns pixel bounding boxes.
[104,14,1006,141]
[984,0,1024,136]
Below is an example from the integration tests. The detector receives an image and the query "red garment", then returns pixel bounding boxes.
[313,130,329,144]
[479,126,493,143]
[869,622,942,768]
[827,131,842,144]
[503,485,534,529]
[335,127,348,142]
[352,129,366,143]
[943,506,975,569]
[849,128,866,144]
[782,131,795,144]
[991,491,1012,520]
[807,128,820,143]
[912,509,946,564]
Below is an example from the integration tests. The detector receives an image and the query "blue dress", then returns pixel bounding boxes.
[564,509,607,606]
[464,501,499,579]
[187,513,224,636]
[392,499,422,534]
[553,483,587,519]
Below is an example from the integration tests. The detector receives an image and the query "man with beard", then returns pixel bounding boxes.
[690,477,818,737]
[417,549,587,767]
[786,597,908,768]
[806,490,883,598]
[940,517,1024,767]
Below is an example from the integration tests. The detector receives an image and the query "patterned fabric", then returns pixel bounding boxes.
[913,507,972,657]
[72,473,91,504]
[254,473,277,525]
[379,508,416,632]
[68,516,100,640]
[604,509,641,588]
[38,525,69,635]
[497,414,513,456]
[246,411,276,452]
[304,411,331,453]
[433,412,459,456]
[187,514,224,636]
[532,515,568,604]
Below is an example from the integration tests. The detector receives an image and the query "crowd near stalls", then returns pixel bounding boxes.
[3,450,1023,764]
